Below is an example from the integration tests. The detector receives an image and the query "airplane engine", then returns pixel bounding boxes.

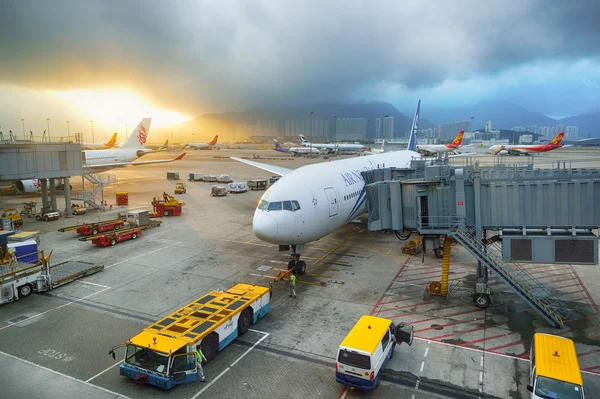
[12,179,71,194]
[136,149,153,157]
[498,150,509,155]
[12,179,41,193]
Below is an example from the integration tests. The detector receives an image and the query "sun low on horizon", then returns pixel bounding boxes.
[52,89,192,129]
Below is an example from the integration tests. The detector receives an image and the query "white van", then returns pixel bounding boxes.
[336,315,413,390]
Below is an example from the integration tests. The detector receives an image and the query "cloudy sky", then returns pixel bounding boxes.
[0,0,599,140]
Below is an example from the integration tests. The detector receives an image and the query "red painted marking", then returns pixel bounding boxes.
[388,302,470,317]
[485,340,525,352]
[582,365,600,372]
[336,386,348,399]
[558,282,581,290]
[577,348,600,358]
[524,264,557,271]
[428,326,489,340]
[414,315,486,333]
[405,308,484,325]
[370,256,412,316]
[378,300,460,314]
[573,271,600,317]
[463,331,519,345]
[400,269,445,278]
[457,201,464,206]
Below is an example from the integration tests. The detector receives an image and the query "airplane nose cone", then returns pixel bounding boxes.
[253,213,278,243]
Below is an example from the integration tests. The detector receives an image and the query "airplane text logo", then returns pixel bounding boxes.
[138,125,147,146]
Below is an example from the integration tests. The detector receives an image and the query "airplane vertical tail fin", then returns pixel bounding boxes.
[105,132,118,147]
[299,134,308,144]
[407,99,421,152]
[208,135,219,146]
[550,132,565,145]
[381,140,385,152]
[273,139,284,150]
[451,130,464,147]
[164,139,169,146]
[121,118,152,149]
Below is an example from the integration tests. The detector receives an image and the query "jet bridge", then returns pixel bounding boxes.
[363,159,600,328]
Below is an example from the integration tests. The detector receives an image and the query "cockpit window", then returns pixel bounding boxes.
[258,200,269,210]
[268,202,282,211]
[259,200,301,212]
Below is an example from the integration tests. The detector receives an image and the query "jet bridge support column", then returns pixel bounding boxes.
[64,176,72,217]
[49,179,57,211]
[473,161,487,284]
[40,178,50,211]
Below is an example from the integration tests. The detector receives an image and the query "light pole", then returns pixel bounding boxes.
[46,118,50,142]
[66,121,70,142]
[90,120,95,143]
[21,119,24,140]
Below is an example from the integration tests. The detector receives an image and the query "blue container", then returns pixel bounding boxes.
[8,240,38,263]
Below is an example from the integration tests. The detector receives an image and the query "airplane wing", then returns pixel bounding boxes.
[85,153,187,170]
[230,157,293,176]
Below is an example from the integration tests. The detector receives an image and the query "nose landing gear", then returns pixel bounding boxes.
[287,245,307,275]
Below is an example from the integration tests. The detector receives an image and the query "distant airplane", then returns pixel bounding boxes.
[489,132,569,156]
[231,100,423,274]
[369,140,386,154]
[185,135,219,150]
[299,135,366,153]
[417,131,465,155]
[13,118,187,192]
[81,133,118,150]
[273,139,320,156]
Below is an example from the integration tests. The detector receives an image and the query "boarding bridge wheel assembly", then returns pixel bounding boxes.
[427,235,452,297]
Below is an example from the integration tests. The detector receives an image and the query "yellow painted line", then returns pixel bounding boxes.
[224,240,271,247]
[311,235,356,267]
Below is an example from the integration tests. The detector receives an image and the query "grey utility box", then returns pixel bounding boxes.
[501,231,598,265]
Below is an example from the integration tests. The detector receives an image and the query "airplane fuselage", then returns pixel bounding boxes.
[417,144,458,154]
[489,144,563,155]
[253,150,421,245]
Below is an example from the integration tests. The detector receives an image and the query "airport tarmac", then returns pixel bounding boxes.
[1,148,600,399]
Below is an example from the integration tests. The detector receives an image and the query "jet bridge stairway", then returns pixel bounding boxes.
[450,220,568,328]
[72,173,116,211]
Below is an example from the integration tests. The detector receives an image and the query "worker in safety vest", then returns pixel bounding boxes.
[196,345,207,382]
[289,271,297,298]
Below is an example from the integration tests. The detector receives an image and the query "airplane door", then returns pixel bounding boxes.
[324,187,339,217]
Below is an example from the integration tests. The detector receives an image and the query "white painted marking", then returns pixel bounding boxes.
[479,371,483,383]
[411,395,415,399]
[191,367,231,399]
[0,287,111,332]
[86,360,123,382]
[190,330,270,399]
[424,347,429,358]
[106,241,181,268]
[78,280,111,288]
[480,355,484,368]
[230,332,269,367]
[0,349,130,399]
[38,349,75,362]
[340,387,348,399]
[415,379,420,389]
[419,361,425,372]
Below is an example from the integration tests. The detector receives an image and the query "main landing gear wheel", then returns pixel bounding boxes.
[473,293,491,308]
[295,261,306,275]
[434,247,444,258]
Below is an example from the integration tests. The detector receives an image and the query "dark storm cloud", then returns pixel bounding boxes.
[0,0,599,113]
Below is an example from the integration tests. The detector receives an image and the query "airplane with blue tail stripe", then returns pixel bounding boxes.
[231,100,422,274]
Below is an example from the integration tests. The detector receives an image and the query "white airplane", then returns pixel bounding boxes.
[273,139,320,156]
[185,135,219,150]
[488,132,569,156]
[364,140,386,155]
[81,133,118,150]
[12,118,186,192]
[299,135,366,153]
[417,131,465,155]
[232,100,423,274]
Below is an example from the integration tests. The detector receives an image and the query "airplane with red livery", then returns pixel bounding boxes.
[489,132,570,156]
[417,130,465,155]
[185,135,219,150]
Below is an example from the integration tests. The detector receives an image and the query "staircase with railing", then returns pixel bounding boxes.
[418,216,568,328]
[71,173,116,211]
